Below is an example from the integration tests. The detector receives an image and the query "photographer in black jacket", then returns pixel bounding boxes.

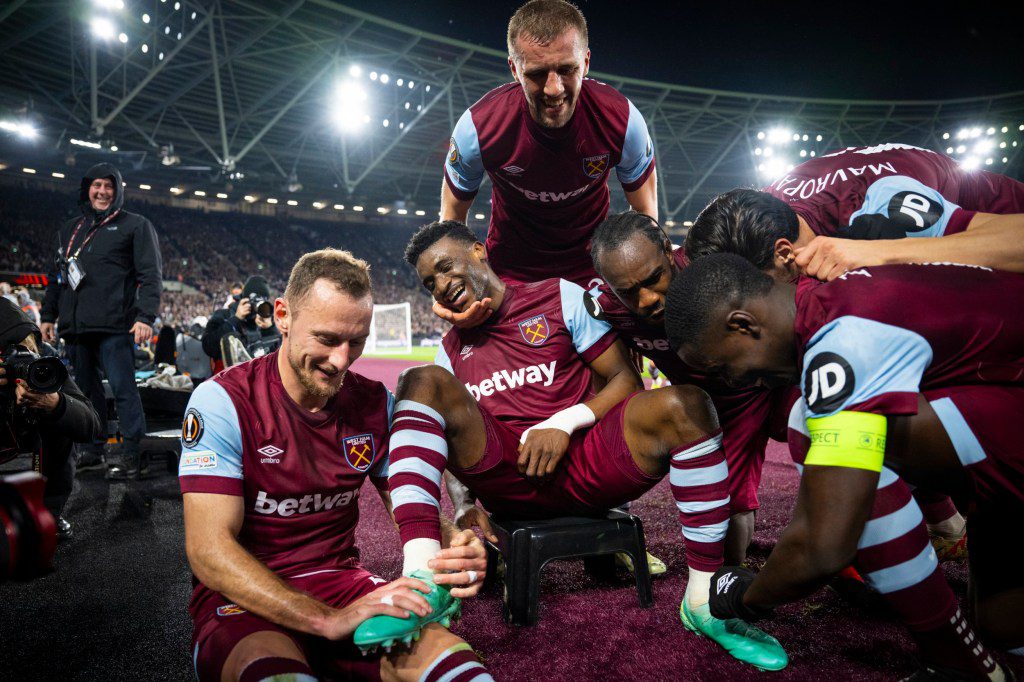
[40,163,162,480]
[1,299,102,539]
[201,275,280,364]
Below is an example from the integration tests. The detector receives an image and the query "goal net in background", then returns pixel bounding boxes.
[367,302,412,354]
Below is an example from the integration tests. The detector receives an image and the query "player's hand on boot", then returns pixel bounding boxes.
[431,529,488,598]
[320,577,433,640]
[517,428,570,481]
[432,298,492,328]
[709,566,773,622]
[455,504,498,543]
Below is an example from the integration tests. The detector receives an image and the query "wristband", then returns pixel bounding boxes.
[520,403,596,443]
[709,566,773,622]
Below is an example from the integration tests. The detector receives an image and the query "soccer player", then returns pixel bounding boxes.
[179,249,493,682]
[440,0,657,296]
[685,143,1024,282]
[362,220,788,671]
[664,254,1024,679]
[589,211,793,564]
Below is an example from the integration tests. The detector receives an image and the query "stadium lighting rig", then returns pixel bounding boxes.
[752,127,826,180]
[941,123,1021,169]
[0,120,37,140]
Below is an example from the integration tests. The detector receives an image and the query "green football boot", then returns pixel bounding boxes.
[679,599,788,671]
[615,551,668,577]
[354,570,461,653]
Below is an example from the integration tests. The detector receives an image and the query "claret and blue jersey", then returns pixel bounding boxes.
[444,79,656,286]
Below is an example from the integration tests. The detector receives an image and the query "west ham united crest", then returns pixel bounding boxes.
[343,434,375,472]
[518,314,549,346]
[583,153,609,179]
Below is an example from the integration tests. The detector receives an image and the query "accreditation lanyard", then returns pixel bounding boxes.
[65,209,120,260]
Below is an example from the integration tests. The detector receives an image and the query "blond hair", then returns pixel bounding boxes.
[284,248,372,309]
[507,0,588,62]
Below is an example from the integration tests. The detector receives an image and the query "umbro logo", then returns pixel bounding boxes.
[502,165,525,175]
[716,573,738,595]
[258,444,283,463]
[460,345,474,359]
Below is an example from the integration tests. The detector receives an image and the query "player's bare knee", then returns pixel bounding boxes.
[222,631,305,682]
[650,384,719,443]
[396,364,463,408]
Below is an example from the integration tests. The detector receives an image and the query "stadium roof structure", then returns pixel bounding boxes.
[1,0,1023,223]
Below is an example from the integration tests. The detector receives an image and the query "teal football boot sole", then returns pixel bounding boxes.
[680,599,788,671]
[354,570,461,654]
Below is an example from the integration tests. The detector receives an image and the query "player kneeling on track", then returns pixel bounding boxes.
[665,254,1024,680]
[358,220,788,671]
[179,248,493,682]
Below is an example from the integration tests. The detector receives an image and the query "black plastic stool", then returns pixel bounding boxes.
[484,509,653,625]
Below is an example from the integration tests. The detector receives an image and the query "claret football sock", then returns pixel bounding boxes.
[419,643,493,682]
[669,430,731,574]
[389,400,448,547]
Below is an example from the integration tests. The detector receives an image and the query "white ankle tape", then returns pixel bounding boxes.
[403,538,441,575]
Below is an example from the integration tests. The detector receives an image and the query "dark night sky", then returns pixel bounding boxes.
[341,0,1024,100]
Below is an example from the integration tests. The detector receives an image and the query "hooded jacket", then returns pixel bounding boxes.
[40,163,162,336]
[0,298,102,472]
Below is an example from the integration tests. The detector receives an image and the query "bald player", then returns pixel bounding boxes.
[441,0,657,295]
[665,255,1023,680]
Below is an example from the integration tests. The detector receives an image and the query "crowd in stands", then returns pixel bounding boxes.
[0,183,444,340]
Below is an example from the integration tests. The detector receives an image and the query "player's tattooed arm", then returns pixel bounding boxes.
[741,465,877,609]
[183,492,432,638]
[795,212,1024,281]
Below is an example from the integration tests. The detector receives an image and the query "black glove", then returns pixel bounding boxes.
[709,566,773,622]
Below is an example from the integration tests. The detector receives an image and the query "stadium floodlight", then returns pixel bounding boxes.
[956,145,966,153]
[397,208,408,215]
[1019,124,1024,131]
[164,26,170,34]
[956,129,968,139]
[142,13,150,22]
[93,0,124,9]
[974,139,994,154]
[353,205,364,211]
[158,52,164,60]
[176,32,182,40]
[960,157,980,170]
[70,138,102,148]
[756,131,765,140]
[970,127,981,137]
[377,206,388,214]
[942,132,950,140]
[287,199,298,206]
[415,209,425,216]
[417,105,422,112]
[759,158,788,178]
[118,32,128,43]
[946,147,954,154]
[799,150,807,157]
[173,1,180,9]
[330,81,369,132]
[382,119,389,128]
[1004,157,1009,163]
[405,102,410,110]
[801,134,809,141]
[792,133,800,141]
[370,71,378,80]
[425,85,430,92]
[22,168,36,174]
[474,213,485,220]
[753,148,762,156]
[1000,141,1007,149]
[985,158,993,165]
[313,201,325,209]
[0,120,36,139]
[139,184,151,190]
[399,122,405,130]
[664,220,675,227]
[1002,126,1009,133]
[380,73,390,84]
[194,190,206,196]
[333,204,344,210]
[170,186,182,194]
[349,65,362,77]
[216,192,228,199]
[682,220,694,227]
[141,43,148,53]
[191,11,197,20]
[809,151,815,157]
[766,128,791,144]
[763,147,773,157]
[986,127,995,135]
[244,195,256,202]
[397,78,404,86]
[110,144,118,151]
[816,134,823,141]
[52,172,65,178]
[408,81,415,89]
[91,17,116,40]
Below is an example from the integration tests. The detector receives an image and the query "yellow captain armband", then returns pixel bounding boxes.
[805,411,887,472]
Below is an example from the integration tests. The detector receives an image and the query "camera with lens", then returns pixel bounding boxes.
[233,293,272,320]
[248,294,272,319]
[0,345,68,397]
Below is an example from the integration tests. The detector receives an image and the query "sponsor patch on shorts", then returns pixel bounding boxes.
[180,450,218,470]
[216,604,246,617]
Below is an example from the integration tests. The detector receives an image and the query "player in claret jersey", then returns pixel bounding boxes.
[665,255,1024,680]
[440,0,657,292]
[588,211,793,565]
[685,144,1024,282]
[358,220,789,671]
[178,249,493,682]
